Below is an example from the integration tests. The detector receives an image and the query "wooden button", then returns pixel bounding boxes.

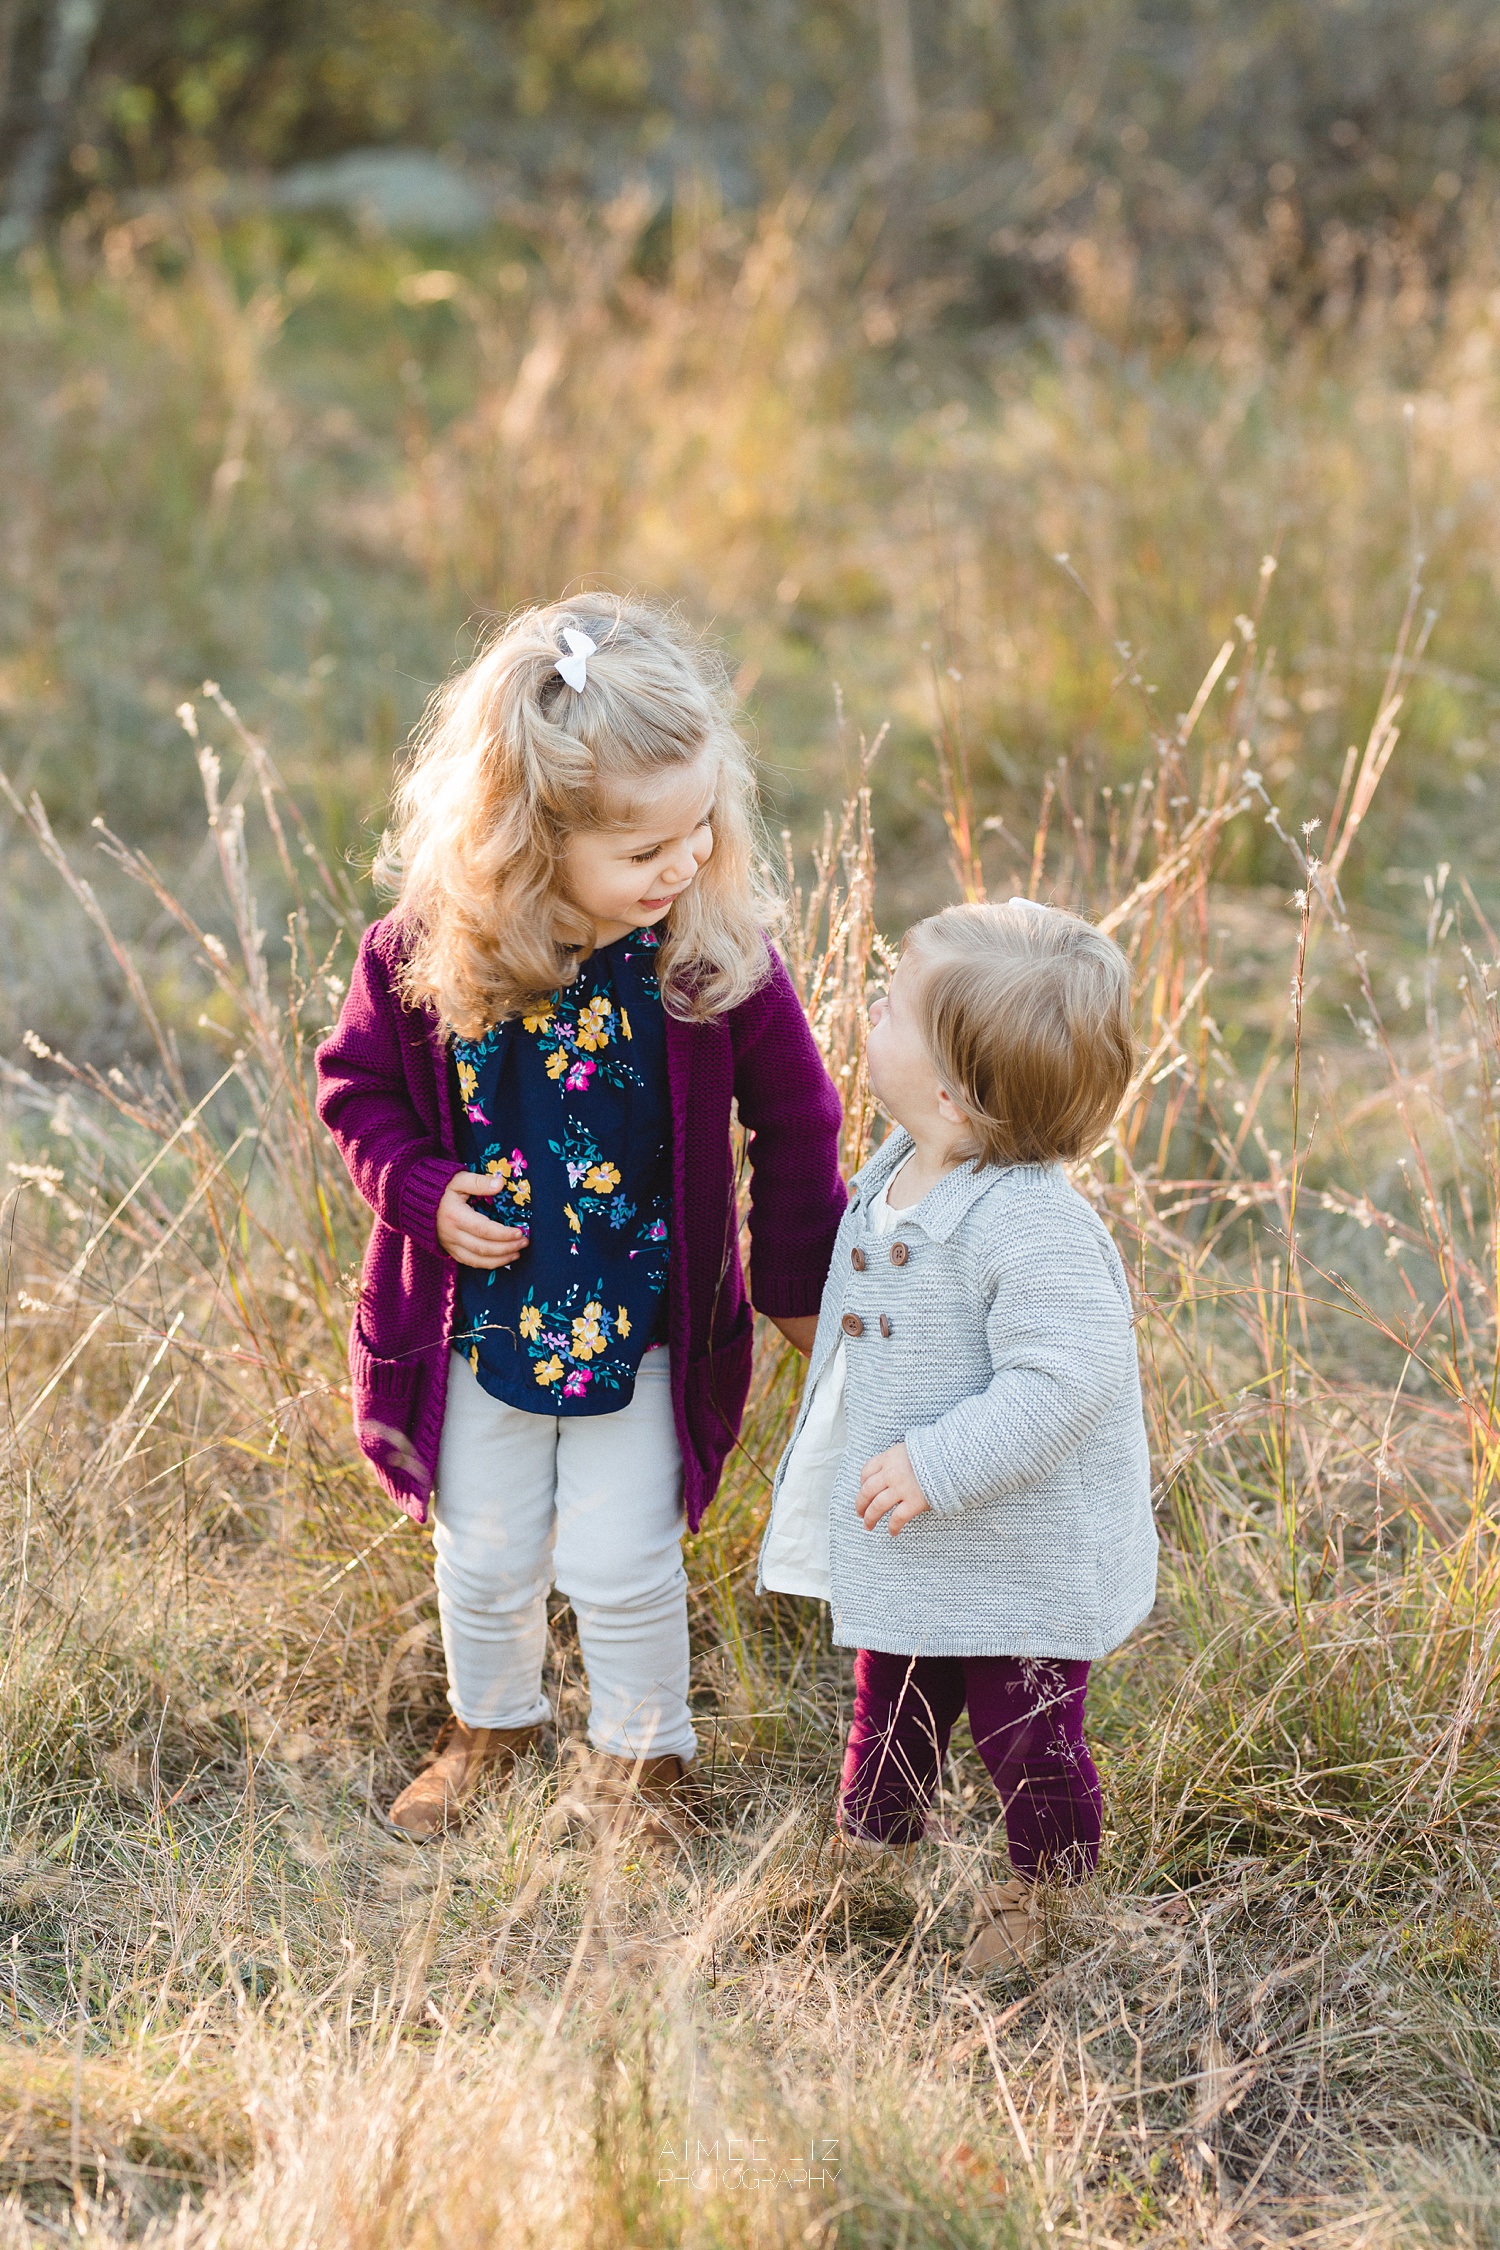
[850,1246,866,1271]
[879,1314,892,1338]
[890,1240,909,1266]
[840,1312,864,1338]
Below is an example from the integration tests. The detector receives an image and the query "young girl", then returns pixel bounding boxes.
[758,900,1155,1968]
[318,599,845,1838]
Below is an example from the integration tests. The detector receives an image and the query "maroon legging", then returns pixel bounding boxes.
[839,1649,1102,1878]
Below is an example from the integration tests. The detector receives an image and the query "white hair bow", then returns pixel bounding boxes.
[1006,895,1051,914]
[555,627,597,692]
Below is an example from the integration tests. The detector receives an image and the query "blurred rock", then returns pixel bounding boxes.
[259,148,496,237]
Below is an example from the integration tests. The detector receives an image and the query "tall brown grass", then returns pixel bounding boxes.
[2,543,1500,2245]
[6,181,1500,1011]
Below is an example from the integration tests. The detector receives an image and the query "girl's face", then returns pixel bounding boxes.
[866,954,971,1152]
[561,749,718,948]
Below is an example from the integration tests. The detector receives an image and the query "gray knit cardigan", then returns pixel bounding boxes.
[755,1130,1157,1659]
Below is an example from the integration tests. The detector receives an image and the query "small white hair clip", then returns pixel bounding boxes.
[1006,896,1051,915]
[555,627,597,692]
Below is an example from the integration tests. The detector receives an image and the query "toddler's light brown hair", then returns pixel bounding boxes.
[905,900,1133,1167]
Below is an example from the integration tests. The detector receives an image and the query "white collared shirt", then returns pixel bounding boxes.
[759,1175,902,1600]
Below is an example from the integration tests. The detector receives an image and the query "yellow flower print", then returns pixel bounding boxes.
[485,1155,511,1178]
[469,1343,479,1372]
[519,1304,542,1341]
[571,1302,607,1359]
[575,996,613,1053]
[616,1307,631,1339]
[583,1162,621,1196]
[534,1353,564,1387]
[564,1203,581,1234]
[545,1050,569,1080]
[456,1058,478,1104]
[619,1007,632,1041]
[513,1177,531,1205]
[522,1005,554,1033]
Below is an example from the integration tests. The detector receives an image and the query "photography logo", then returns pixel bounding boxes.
[658,2132,841,2193]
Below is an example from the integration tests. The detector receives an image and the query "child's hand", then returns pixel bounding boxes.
[856,1443,932,1536]
[436,1173,530,1269]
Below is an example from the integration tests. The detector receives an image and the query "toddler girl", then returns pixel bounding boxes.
[318,599,845,1836]
[758,900,1155,1967]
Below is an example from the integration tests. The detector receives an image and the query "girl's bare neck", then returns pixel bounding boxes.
[588,916,637,949]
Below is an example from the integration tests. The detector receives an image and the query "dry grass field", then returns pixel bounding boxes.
[3,155,1500,2246]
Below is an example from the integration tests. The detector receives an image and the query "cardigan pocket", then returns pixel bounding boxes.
[683,1300,755,1455]
[349,1315,429,1492]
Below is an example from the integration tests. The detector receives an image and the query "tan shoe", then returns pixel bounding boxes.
[387,1717,544,1840]
[829,1823,917,1879]
[961,1874,1045,1973]
[575,1751,701,1842]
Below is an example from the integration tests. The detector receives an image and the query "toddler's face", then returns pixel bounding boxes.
[562,750,717,948]
[867,956,950,1135]
[868,954,976,1152]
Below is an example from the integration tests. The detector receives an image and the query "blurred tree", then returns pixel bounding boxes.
[1,0,1499,337]
[70,0,484,179]
[875,0,918,172]
[0,0,102,250]
[0,0,24,120]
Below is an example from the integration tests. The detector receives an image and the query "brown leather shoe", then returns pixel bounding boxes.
[388,1717,544,1840]
[576,1750,701,1839]
[961,1874,1045,1973]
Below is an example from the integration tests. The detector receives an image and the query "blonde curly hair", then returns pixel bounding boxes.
[382,597,775,1038]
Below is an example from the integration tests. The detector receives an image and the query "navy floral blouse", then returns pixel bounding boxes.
[448,926,672,1416]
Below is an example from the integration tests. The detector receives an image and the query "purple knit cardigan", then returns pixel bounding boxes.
[315,915,847,1532]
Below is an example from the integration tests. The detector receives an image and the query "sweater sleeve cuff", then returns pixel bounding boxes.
[903,1425,966,1518]
[397,1155,466,1254]
[749,1270,829,1319]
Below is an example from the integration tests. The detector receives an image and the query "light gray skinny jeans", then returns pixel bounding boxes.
[431,1346,696,1761]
